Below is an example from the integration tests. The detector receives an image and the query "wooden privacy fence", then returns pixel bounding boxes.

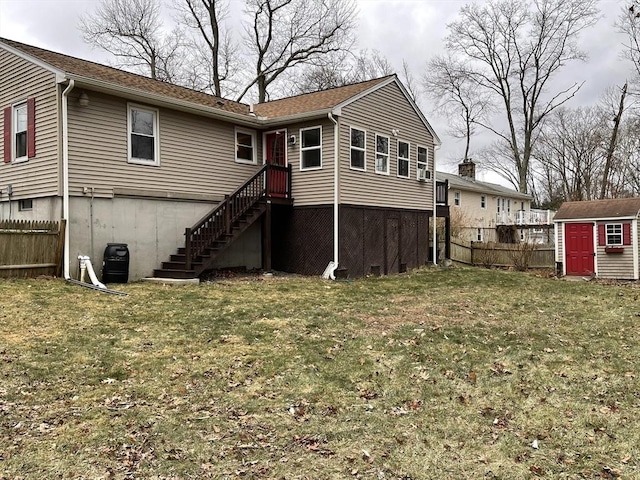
[0,220,65,278]
[450,238,554,269]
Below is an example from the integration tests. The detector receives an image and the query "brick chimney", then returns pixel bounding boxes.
[458,158,476,180]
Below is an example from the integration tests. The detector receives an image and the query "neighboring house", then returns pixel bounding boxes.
[437,159,554,244]
[0,38,447,281]
[554,197,640,280]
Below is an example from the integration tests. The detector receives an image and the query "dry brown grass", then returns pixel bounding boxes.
[1,268,639,479]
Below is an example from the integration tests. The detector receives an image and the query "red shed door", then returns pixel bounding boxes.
[265,131,286,197]
[565,223,594,275]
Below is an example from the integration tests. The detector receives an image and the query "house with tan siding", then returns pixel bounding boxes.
[437,160,554,244]
[0,38,447,281]
[554,197,640,280]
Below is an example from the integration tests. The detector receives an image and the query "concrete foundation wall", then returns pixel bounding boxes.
[0,197,61,222]
[69,196,261,281]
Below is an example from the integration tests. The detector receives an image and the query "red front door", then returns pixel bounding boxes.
[565,223,594,275]
[265,131,286,197]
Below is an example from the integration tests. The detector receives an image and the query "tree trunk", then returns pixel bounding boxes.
[600,82,627,199]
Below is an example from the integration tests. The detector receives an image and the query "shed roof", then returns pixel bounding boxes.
[554,197,640,220]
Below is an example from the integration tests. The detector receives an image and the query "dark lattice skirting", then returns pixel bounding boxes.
[272,204,432,277]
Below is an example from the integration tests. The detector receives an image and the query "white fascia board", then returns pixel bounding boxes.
[63,75,259,127]
[64,74,339,128]
[555,216,637,223]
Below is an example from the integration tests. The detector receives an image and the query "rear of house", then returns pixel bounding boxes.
[1,38,444,281]
[554,198,640,280]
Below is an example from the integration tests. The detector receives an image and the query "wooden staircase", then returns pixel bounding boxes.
[153,164,291,279]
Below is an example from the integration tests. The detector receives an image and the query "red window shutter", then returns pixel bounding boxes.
[623,223,631,245]
[27,97,36,158]
[598,224,606,246]
[3,106,10,163]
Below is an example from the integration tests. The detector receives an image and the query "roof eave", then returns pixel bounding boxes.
[64,74,259,126]
[555,215,639,222]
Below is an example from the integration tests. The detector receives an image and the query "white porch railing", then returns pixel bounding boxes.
[496,209,554,225]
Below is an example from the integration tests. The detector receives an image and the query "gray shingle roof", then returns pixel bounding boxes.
[554,197,640,220]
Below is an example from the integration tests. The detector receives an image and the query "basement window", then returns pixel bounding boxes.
[19,199,33,211]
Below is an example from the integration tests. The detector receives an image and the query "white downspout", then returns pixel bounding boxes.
[433,144,440,265]
[62,79,74,279]
[328,112,339,279]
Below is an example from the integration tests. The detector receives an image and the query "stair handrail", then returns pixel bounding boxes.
[184,164,291,270]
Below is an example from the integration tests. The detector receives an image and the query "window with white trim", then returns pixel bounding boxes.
[606,223,623,245]
[476,228,483,242]
[128,104,159,165]
[300,126,322,170]
[454,191,460,206]
[397,140,409,178]
[350,127,366,170]
[375,134,389,174]
[235,128,257,164]
[13,102,28,161]
[417,146,430,180]
[480,195,486,209]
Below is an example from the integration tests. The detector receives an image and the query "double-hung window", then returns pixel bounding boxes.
[128,104,159,166]
[350,127,366,170]
[300,126,322,170]
[375,134,389,174]
[4,98,36,164]
[13,103,27,161]
[606,224,623,245]
[481,195,486,209]
[417,146,429,180]
[397,141,409,178]
[235,128,256,164]
[454,191,460,206]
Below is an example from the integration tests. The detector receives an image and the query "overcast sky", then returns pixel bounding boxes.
[0,0,634,181]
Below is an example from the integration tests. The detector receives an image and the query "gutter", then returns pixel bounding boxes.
[61,79,74,279]
[64,75,336,128]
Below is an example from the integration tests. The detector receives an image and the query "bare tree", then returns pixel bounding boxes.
[445,0,599,193]
[618,1,640,81]
[599,83,628,198]
[80,0,184,82]
[177,0,237,97]
[424,54,493,162]
[290,49,393,94]
[533,107,607,202]
[238,0,357,102]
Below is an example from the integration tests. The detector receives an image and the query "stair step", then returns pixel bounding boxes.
[162,261,203,270]
[153,269,197,279]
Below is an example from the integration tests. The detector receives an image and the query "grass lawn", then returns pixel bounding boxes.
[0,267,639,479]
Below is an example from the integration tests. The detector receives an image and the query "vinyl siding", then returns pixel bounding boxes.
[0,48,59,200]
[339,82,434,210]
[284,118,335,206]
[596,220,636,280]
[67,90,261,199]
[596,244,635,279]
